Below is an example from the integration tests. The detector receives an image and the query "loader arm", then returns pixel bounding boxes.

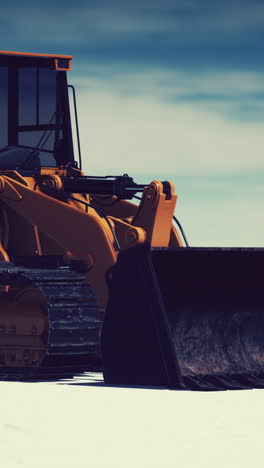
[0,174,181,312]
[90,182,183,248]
[0,175,117,311]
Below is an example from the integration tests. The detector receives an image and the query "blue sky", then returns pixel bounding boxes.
[1,1,264,246]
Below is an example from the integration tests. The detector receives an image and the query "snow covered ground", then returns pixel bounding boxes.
[0,372,263,468]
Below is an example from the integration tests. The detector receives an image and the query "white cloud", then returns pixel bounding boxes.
[74,84,264,247]
[75,67,264,110]
[76,68,264,96]
[177,197,264,247]
[68,67,264,248]
[72,70,264,176]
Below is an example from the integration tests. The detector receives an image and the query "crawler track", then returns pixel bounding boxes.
[0,264,101,380]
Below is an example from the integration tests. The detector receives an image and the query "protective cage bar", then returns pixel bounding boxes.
[101,244,264,390]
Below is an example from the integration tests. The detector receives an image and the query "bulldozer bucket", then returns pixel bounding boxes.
[101,244,264,390]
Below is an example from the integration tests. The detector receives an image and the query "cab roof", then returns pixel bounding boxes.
[0,51,72,70]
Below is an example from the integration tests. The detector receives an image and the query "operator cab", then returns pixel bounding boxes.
[0,51,75,171]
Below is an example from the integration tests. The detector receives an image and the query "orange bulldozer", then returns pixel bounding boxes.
[0,50,262,390]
